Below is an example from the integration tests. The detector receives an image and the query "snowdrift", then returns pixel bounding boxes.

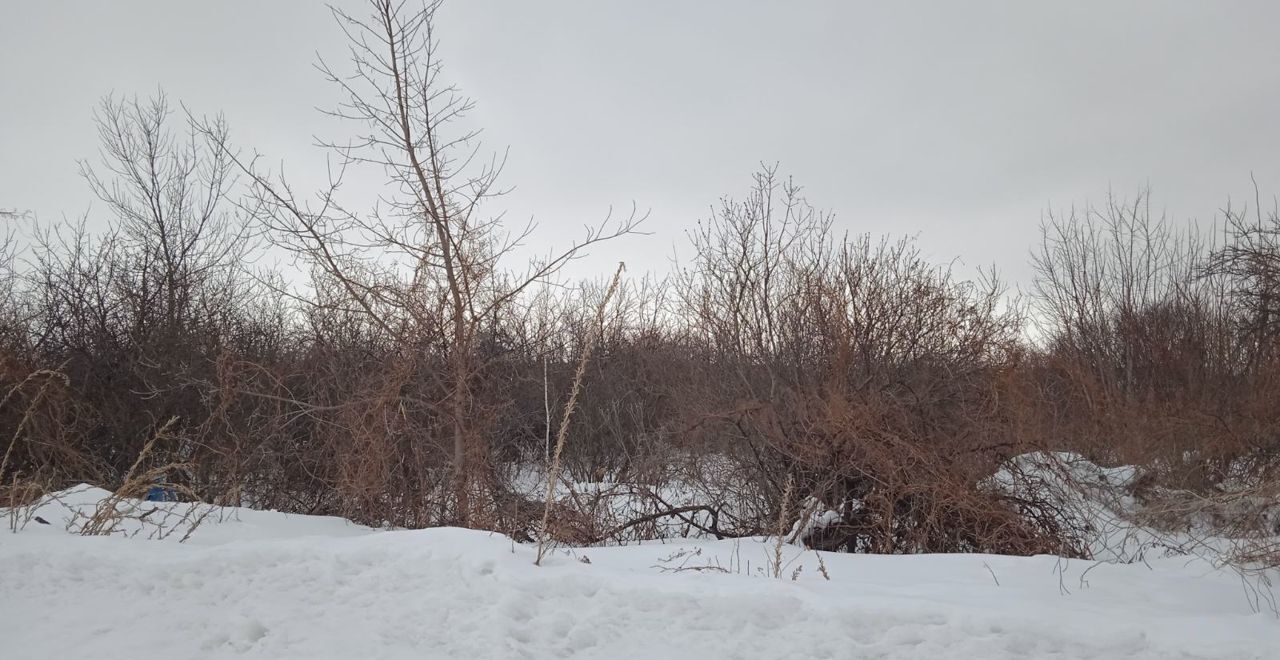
[2,459,1279,659]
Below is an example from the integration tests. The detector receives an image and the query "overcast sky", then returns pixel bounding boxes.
[4,1,1280,288]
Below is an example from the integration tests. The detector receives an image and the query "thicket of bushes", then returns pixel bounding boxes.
[3,0,1277,560]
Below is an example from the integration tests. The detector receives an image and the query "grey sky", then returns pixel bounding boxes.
[4,1,1280,288]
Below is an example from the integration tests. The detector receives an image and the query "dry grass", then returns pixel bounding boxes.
[0,366,69,492]
[77,417,216,539]
[772,474,794,578]
[536,263,625,565]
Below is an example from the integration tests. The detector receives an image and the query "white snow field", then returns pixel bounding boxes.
[2,484,1278,659]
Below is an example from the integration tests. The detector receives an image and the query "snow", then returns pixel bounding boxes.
[990,452,1279,563]
[2,480,1278,658]
[6,484,374,544]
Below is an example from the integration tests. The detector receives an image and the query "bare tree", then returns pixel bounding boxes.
[1030,189,1222,396]
[198,0,639,525]
[1204,188,1280,369]
[79,93,251,346]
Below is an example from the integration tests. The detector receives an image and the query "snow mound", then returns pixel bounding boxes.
[7,483,373,545]
[3,485,1279,658]
[990,452,1279,563]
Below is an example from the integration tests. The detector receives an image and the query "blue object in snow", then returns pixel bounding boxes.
[145,485,177,502]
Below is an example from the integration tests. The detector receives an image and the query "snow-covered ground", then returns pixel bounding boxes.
[2,483,1278,659]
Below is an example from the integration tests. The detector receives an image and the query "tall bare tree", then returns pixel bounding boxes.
[200,0,638,525]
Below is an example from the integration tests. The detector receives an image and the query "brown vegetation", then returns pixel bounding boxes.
[2,0,1277,566]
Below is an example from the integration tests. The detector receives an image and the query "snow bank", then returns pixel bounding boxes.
[6,483,374,544]
[990,452,1279,563]
[2,485,1278,659]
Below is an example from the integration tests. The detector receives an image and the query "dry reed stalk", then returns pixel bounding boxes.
[6,476,49,532]
[536,263,625,565]
[0,366,69,486]
[81,416,184,536]
[773,473,794,578]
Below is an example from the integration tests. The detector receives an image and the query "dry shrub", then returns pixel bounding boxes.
[726,387,1083,556]
[0,361,102,501]
[1031,188,1280,519]
[3,2,1278,570]
[664,166,1079,555]
[1022,188,1280,570]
